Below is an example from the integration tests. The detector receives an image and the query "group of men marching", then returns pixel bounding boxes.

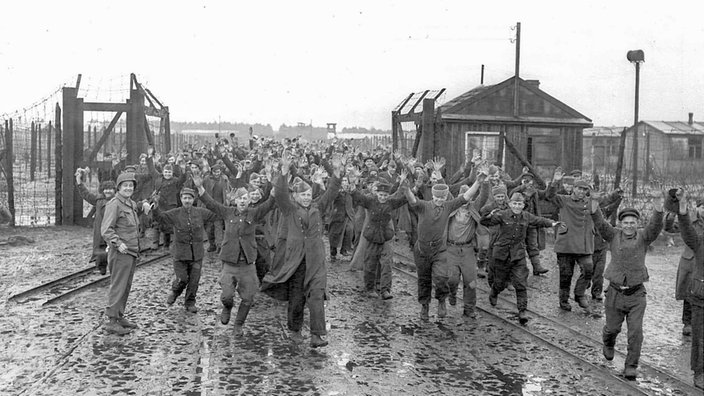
[76,136,703,388]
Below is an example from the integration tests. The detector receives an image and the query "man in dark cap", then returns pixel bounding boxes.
[481,192,560,324]
[101,172,151,335]
[351,171,409,299]
[479,184,509,286]
[402,181,485,320]
[151,187,218,313]
[547,170,597,311]
[76,169,116,275]
[509,172,550,276]
[591,192,664,380]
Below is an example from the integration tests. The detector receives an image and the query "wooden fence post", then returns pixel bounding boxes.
[5,119,15,226]
[55,103,62,225]
[47,122,52,178]
[30,121,36,181]
[38,124,42,172]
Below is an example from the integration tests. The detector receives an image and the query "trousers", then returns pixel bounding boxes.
[172,259,202,306]
[105,249,137,319]
[603,284,646,369]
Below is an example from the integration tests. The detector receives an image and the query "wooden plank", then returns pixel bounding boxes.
[55,104,62,225]
[145,88,164,108]
[47,122,51,178]
[144,106,167,118]
[83,102,130,112]
[440,113,592,126]
[38,124,42,172]
[420,98,435,162]
[144,115,155,146]
[163,108,171,153]
[87,111,123,162]
[30,121,36,181]
[408,90,430,116]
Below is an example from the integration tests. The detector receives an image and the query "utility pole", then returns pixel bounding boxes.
[513,22,521,117]
[627,50,644,197]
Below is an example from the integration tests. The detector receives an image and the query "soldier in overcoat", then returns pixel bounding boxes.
[261,153,342,347]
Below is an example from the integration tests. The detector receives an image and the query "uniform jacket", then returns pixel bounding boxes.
[592,209,663,287]
[152,205,218,261]
[480,209,554,261]
[203,174,229,204]
[264,174,340,293]
[77,183,109,258]
[675,212,704,306]
[200,190,275,264]
[101,194,142,257]
[546,182,596,255]
[351,190,406,244]
[148,157,186,210]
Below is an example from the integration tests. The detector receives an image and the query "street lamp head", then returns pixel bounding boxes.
[627,50,645,63]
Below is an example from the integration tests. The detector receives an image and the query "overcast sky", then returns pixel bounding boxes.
[1,1,702,130]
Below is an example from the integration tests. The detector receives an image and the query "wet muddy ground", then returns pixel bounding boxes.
[0,226,697,395]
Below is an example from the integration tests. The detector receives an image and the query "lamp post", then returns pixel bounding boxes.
[627,50,644,198]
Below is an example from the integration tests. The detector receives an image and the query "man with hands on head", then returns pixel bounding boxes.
[590,189,665,381]
[151,187,218,313]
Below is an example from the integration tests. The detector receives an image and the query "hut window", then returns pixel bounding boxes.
[688,137,702,159]
[465,132,503,167]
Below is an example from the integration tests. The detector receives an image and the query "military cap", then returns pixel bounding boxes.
[180,187,196,198]
[618,208,641,221]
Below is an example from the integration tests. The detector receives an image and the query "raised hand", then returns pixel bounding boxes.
[399,168,408,184]
[553,167,564,182]
[280,151,292,175]
[147,146,154,157]
[652,190,664,212]
[191,173,204,188]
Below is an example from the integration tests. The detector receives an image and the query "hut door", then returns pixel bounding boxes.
[528,136,560,181]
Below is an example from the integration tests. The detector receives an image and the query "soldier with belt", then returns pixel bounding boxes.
[101,172,150,335]
[591,193,664,380]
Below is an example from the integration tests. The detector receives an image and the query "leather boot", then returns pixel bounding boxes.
[576,296,589,309]
[420,304,429,320]
[104,318,131,335]
[682,324,692,336]
[220,305,232,325]
[234,302,252,326]
[489,290,498,307]
[603,344,615,361]
[118,317,138,329]
[518,310,528,325]
[166,292,177,305]
[290,331,304,344]
[437,300,447,318]
[623,366,637,380]
[310,334,329,348]
[448,293,457,306]
[694,372,704,390]
[463,307,477,319]
[531,257,549,275]
[559,289,572,311]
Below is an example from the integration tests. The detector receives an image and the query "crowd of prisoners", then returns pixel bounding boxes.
[74,132,703,388]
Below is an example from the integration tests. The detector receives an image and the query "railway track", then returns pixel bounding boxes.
[8,251,171,306]
[391,251,699,396]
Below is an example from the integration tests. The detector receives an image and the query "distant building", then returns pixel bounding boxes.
[582,126,624,173]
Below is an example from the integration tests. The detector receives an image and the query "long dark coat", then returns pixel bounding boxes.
[261,174,340,301]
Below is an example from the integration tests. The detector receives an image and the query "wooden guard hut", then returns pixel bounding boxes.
[413,76,593,180]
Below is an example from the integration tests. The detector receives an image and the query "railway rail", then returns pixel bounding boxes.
[391,251,699,396]
[8,251,171,306]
